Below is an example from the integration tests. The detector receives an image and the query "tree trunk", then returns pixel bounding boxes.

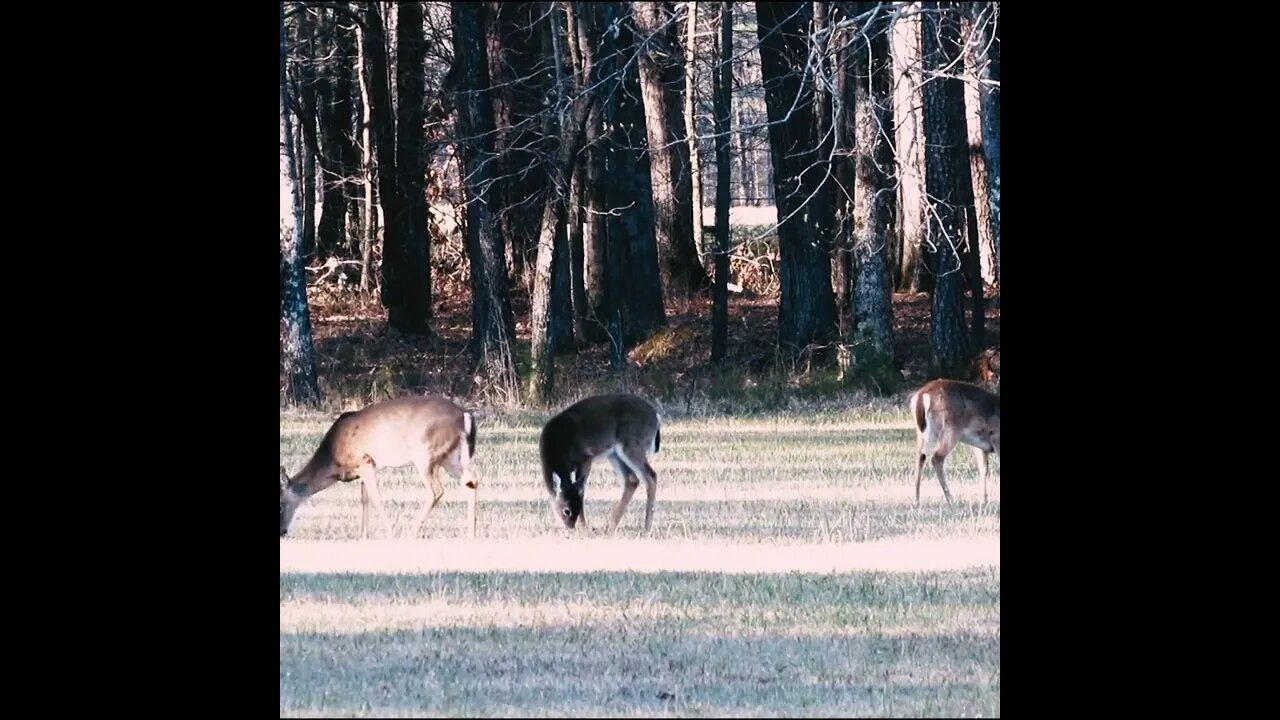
[920,1,969,378]
[281,4,321,409]
[579,4,611,344]
[389,1,431,334]
[355,17,375,295]
[685,2,706,265]
[610,49,667,346]
[891,9,927,292]
[316,6,357,264]
[975,0,999,287]
[363,2,431,331]
[530,5,596,403]
[568,147,590,345]
[454,1,521,404]
[756,1,837,355]
[850,1,894,361]
[832,9,853,336]
[711,0,733,363]
[811,1,837,308]
[295,8,320,262]
[633,0,710,297]
[488,2,544,293]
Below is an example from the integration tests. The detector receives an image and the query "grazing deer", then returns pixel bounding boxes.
[279,395,478,538]
[539,393,662,532]
[910,379,1000,504]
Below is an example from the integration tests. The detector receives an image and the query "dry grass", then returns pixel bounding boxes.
[279,403,1000,717]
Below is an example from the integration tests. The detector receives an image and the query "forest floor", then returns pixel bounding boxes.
[286,205,999,414]
[294,280,1000,416]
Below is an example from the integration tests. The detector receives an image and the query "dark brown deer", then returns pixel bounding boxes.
[910,379,1000,504]
[539,393,662,532]
[279,395,477,538]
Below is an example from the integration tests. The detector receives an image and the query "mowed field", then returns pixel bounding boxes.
[279,399,1001,717]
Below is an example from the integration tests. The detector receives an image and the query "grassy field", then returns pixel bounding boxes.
[279,398,1001,717]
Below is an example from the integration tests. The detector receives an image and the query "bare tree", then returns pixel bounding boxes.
[685,2,706,263]
[530,2,599,403]
[599,2,667,354]
[315,5,359,267]
[633,1,711,296]
[920,1,969,378]
[281,3,321,408]
[711,0,733,362]
[454,1,521,404]
[890,9,927,291]
[756,1,837,355]
[849,2,895,361]
[364,1,432,335]
[973,1,998,286]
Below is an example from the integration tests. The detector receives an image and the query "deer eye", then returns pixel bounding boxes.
[562,507,572,517]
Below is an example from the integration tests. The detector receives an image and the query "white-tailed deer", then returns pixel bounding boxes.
[539,393,662,532]
[910,379,1000,504]
[279,395,478,539]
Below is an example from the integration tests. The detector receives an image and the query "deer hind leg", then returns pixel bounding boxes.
[606,452,640,531]
[914,431,928,506]
[930,434,957,503]
[405,461,446,539]
[641,462,658,532]
[614,442,658,532]
[971,446,990,504]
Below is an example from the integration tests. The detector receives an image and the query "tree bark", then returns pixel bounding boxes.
[686,2,706,265]
[488,2,545,293]
[316,6,357,264]
[530,4,597,403]
[975,1,999,287]
[890,10,927,292]
[454,1,521,404]
[392,0,431,334]
[850,1,894,360]
[756,1,837,355]
[633,1,710,297]
[365,2,431,335]
[610,28,668,347]
[579,3,611,344]
[281,3,322,409]
[920,1,969,378]
[711,0,733,363]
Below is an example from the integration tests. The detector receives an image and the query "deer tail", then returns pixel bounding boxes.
[912,390,929,434]
[463,411,477,458]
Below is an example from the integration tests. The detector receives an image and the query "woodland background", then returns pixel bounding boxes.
[278,1,1002,413]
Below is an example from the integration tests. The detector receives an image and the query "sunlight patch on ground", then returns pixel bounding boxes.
[279,534,999,576]
[297,478,999,505]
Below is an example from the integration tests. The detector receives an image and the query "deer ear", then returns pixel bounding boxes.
[551,472,562,495]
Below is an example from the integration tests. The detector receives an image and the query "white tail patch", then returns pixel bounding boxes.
[464,412,473,435]
[613,442,646,480]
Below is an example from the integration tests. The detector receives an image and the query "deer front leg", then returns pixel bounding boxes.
[360,469,393,539]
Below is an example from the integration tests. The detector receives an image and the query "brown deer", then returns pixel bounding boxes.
[279,395,478,539]
[539,393,662,532]
[910,379,1000,504]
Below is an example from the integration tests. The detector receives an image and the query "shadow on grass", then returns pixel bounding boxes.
[281,572,999,717]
